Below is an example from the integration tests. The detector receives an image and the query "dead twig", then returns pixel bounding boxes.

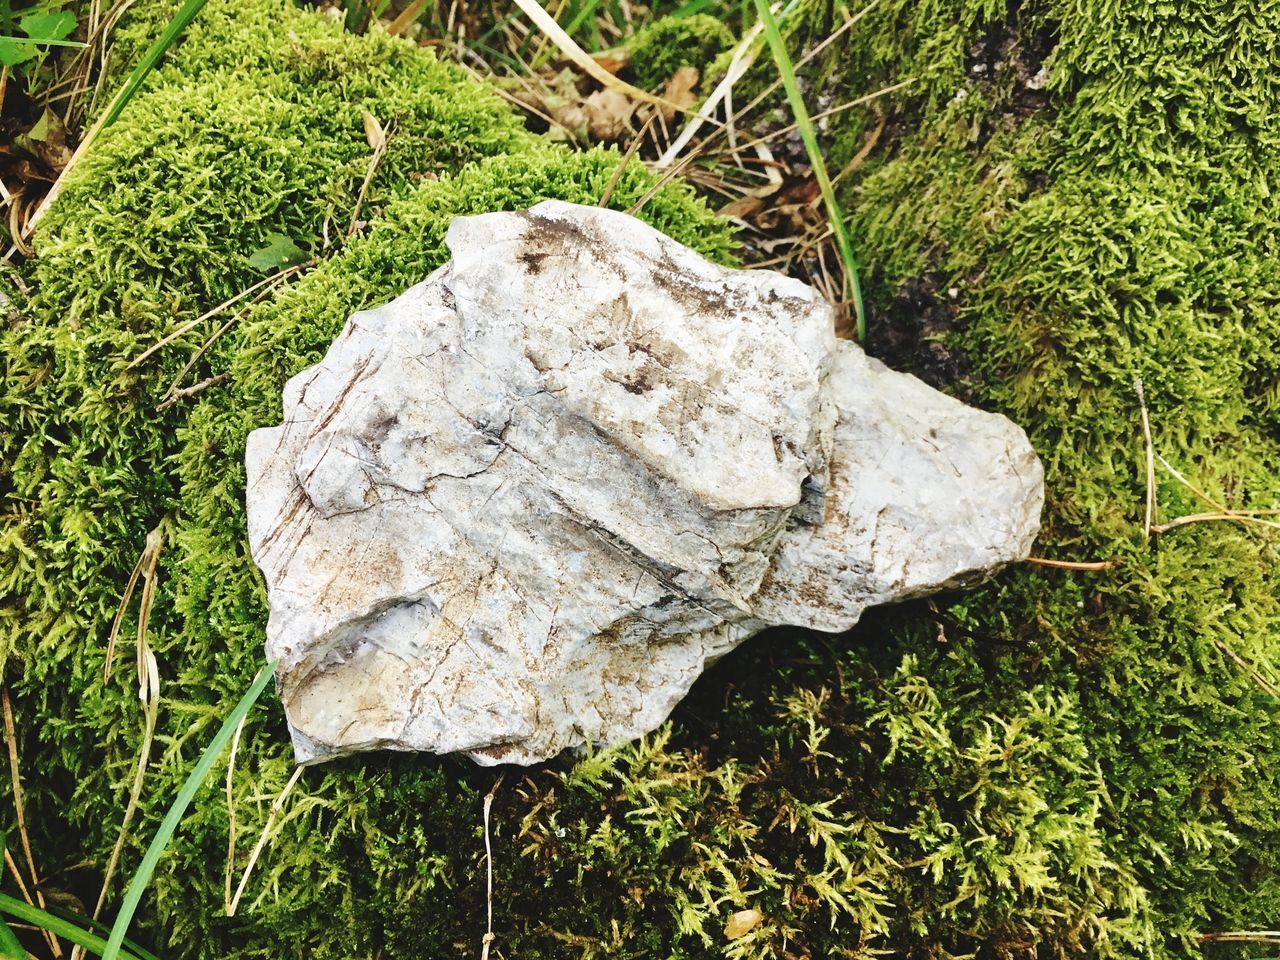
[128,263,311,371]
[156,312,237,406]
[156,372,230,411]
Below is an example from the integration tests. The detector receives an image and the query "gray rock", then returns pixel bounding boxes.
[245,200,1043,766]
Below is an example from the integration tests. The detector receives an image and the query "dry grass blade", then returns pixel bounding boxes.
[1026,556,1123,571]
[82,652,160,960]
[223,715,248,914]
[387,0,429,35]
[348,117,395,237]
[831,108,886,186]
[227,766,304,917]
[733,78,913,156]
[479,775,504,960]
[2,850,35,908]
[506,0,687,114]
[103,660,279,960]
[1152,509,1280,534]
[26,0,214,238]
[77,526,167,960]
[1135,378,1156,537]
[656,15,768,167]
[659,0,885,169]
[1156,454,1280,532]
[103,527,163,674]
[103,549,148,681]
[457,58,583,142]
[1199,931,1280,944]
[624,146,700,216]
[599,114,655,207]
[53,0,138,131]
[2,689,62,957]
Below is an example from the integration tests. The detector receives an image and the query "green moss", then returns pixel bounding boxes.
[822,0,1280,951]
[625,13,735,92]
[0,1,731,955]
[5,0,1280,956]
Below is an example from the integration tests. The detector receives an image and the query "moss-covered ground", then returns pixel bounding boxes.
[2,0,1278,957]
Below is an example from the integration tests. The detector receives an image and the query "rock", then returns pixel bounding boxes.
[245,200,1043,766]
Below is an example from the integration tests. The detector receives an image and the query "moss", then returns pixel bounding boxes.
[0,1,731,956]
[5,0,1280,956]
[625,13,735,92]
[822,0,1280,951]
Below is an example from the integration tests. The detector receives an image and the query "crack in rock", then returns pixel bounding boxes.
[245,200,1044,766]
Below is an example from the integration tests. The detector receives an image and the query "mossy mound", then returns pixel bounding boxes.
[624,13,735,92]
[827,0,1280,952]
[3,0,1279,957]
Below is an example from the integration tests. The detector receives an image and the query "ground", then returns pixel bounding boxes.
[1,0,1278,957]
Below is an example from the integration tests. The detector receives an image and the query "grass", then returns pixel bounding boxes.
[0,661,277,960]
[25,0,214,236]
[0,895,148,960]
[752,0,866,340]
[100,662,277,960]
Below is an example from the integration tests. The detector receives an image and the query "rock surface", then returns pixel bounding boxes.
[245,200,1044,766]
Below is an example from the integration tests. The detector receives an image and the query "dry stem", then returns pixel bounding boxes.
[227,766,305,916]
[3,688,62,957]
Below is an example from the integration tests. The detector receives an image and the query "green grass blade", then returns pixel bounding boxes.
[44,905,162,960]
[0,915,23,960]
[0,37,89,47]
[670,0,714,16]
[25,0,213,234]
[751,0,866,340]
[563,0,603,42]
[0,894,147,960]
[102,661,279,960]
[100,0,211,130]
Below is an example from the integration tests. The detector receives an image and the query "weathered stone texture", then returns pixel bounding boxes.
[246,201,1043,765]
